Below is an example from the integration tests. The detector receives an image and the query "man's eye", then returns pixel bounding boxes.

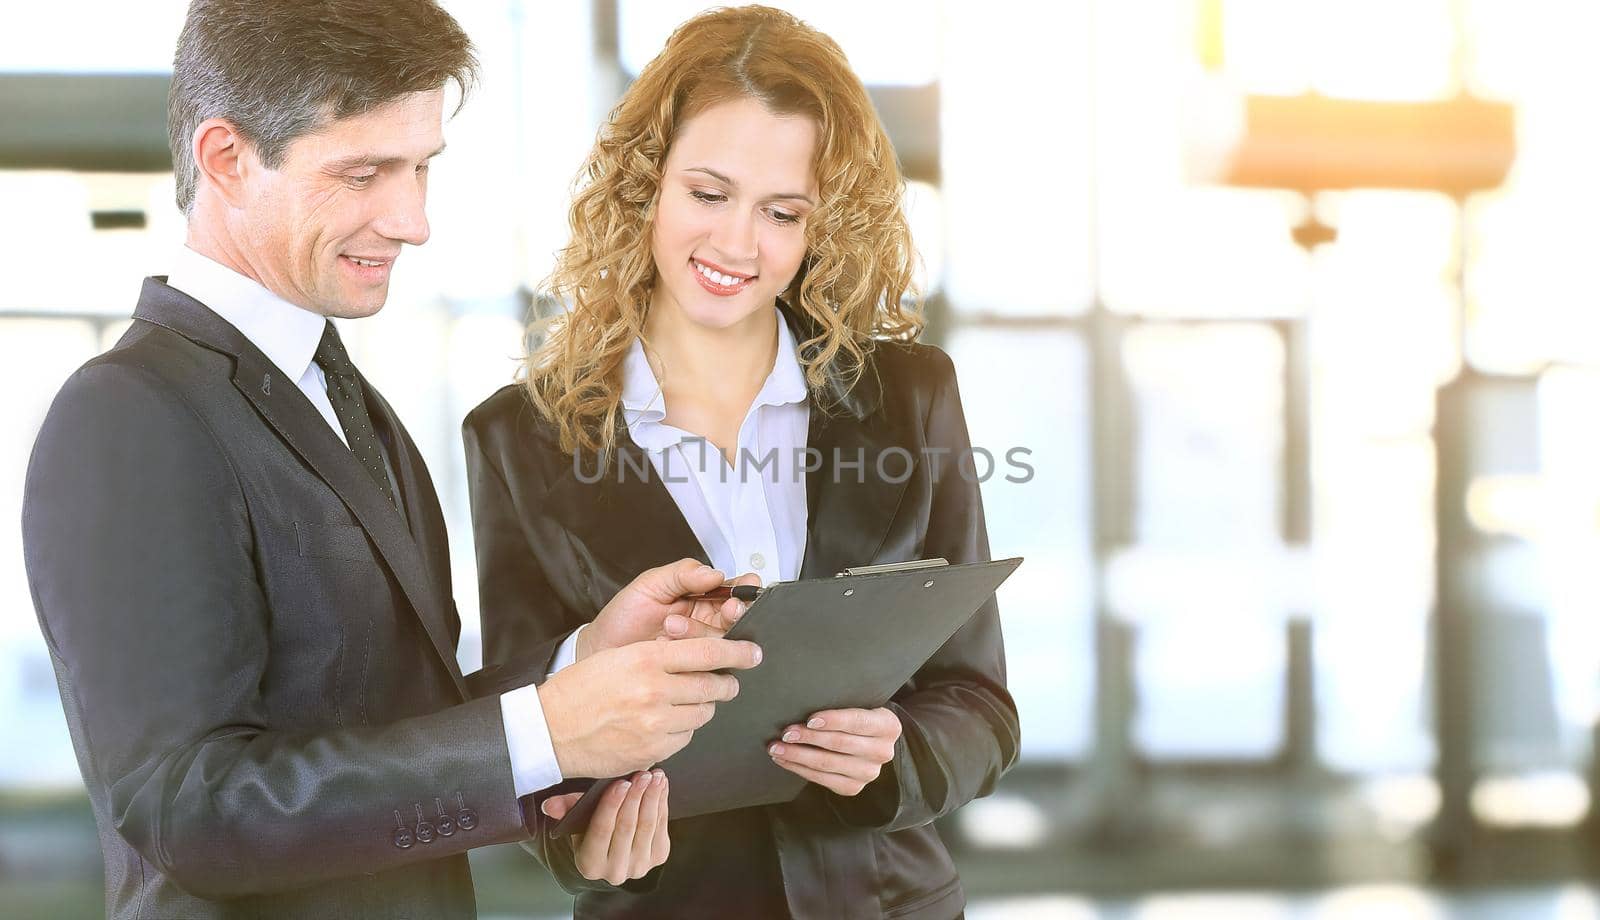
[348,173,377,187]
[690,190,726,204]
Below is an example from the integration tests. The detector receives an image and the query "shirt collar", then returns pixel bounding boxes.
[165,245,328,385]
[620,307,809,446]
[756,312,808,408]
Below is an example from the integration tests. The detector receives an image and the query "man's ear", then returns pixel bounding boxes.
[192,118,253,209]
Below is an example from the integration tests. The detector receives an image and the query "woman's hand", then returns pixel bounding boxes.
[541,769,670,885]
[767,707,902,796]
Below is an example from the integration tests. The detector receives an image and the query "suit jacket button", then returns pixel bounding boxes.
[456,807,478,831]
[436,814,456,837]
[393,827,414,849]
[415,819,436,844]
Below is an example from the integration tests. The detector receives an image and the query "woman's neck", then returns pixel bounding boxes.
[642,298,780,404]
[641,296,782,459]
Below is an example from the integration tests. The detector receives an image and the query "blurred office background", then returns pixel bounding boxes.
[3,0,1599,917]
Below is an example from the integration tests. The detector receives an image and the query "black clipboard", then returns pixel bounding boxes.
[547,556,1022,838]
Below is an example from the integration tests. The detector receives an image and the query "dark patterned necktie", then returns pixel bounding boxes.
[313,321,396,506]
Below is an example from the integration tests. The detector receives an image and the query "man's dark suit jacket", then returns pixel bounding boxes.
[23,278,533,919]
[463,308,1020,920]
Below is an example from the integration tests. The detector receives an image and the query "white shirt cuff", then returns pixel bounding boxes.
[548,625,584,676]
[500,682,563,798]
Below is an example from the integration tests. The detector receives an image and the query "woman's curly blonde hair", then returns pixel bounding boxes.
[522,4,923,456]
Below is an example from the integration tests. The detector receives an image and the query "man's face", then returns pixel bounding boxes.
[235,89,444,318]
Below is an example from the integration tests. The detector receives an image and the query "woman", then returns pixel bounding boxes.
[464,6,1018,917]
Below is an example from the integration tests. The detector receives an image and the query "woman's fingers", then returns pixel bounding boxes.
[603,771,651,885]
[629,769,668,879]
[776,725,893,761]
[571,771,672,884]
[540,791,584,820]
[768,739,882,782]
[769,753,868,796]
[803,707,902,740]
[650,772,671,866]
[573,776,635,880]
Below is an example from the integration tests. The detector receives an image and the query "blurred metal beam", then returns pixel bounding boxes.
[0,74,172,172]
[1430,369,1481,878]
[591,0,618,59]
[866,84,940,185]
[1279,317,1311,545]
[1282,618,1318,777]
[1083,305,1140,838]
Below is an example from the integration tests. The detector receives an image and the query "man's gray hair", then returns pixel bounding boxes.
[168,0,477,214]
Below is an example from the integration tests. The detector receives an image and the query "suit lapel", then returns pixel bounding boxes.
[797,401,916,580]
[365,386,449,577]
[362,384,468,692]
[541,431,711,586]
[780,305,917,581]
[133,279,470,700]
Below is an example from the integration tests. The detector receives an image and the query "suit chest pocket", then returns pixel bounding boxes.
[295,521,377,562]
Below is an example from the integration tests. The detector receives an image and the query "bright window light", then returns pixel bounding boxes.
[1471,771,1591,828]
[1,2,188,73]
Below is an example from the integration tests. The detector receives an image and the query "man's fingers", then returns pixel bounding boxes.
[681,597,745,634]
[661,701,716,733]
[658,729,695,761]
[664,671,739,705]
[663,613,726,640]
[659,636,762,673]
[697,574,758,627]
[540,791,584,820]
[637,558,726,603]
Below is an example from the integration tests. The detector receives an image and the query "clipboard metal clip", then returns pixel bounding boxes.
[836,557,949,577]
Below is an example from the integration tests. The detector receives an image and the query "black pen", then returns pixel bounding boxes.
[683,584,763,603]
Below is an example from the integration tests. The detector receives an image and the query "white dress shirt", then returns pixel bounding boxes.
[165,245,562,798]
[544,308,812,676]
[619,311,811,585]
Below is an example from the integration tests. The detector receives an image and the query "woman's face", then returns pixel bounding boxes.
[648,96,819,334]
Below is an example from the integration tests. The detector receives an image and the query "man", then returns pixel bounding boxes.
[20,2,759,917]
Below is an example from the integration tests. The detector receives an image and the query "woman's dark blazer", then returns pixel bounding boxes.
[462,312,1019,920]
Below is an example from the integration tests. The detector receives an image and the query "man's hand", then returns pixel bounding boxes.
[578,559,757,660]
[659,570,762,641]
[767,707,902,797]
[539,636,763,779]
[541,770,670,886]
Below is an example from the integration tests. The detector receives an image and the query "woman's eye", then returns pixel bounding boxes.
[768,208,801,225]
[690,190,726,204]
